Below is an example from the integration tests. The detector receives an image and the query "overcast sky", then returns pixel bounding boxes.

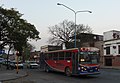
[1,0,120,51]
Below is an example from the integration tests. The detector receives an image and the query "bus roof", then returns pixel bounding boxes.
[43,48,79,53]
[42,47,99,54]
[80,47,99,51]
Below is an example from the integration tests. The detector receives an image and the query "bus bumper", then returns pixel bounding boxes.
[79,72,100,75]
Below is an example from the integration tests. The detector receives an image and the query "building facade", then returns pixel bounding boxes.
[103,30,120,66]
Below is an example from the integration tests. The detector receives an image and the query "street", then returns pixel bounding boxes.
[3,68,120,83]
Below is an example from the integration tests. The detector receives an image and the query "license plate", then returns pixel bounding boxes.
[90,70,93,72]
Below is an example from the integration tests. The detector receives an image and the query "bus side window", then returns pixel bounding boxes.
[59,52,64,60]
[53,52,58,60]
[48,53,53,60]
[65,52,71,60]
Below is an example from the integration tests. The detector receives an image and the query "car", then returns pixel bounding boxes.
[10,61,24,69]
[27,61,39,69]
[0,58,5,64]
[2,59,11,66]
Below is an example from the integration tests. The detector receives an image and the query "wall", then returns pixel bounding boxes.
[104,30,120,41]
[112,56,120,66]
[103,30,120,66]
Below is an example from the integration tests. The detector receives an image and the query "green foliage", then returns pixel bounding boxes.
[0,6,40,52]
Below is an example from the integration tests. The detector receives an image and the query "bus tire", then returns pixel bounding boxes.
[65,67,71,77]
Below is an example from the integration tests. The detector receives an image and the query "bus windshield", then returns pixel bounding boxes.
[79,51,99,64]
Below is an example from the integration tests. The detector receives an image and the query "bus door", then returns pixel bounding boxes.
[72,52,78,74]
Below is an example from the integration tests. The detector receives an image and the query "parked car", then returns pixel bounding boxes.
[2,59,11,66]
[27,61,39,69]
[10,61,23,69]
[0,58,5,64]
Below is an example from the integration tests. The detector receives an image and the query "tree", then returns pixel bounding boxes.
[0,7,40,50]
[23,42,35,61]
[48,20,92,48]
[0,6,40,69]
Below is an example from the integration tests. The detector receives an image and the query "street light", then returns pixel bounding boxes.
[57,3,92,48]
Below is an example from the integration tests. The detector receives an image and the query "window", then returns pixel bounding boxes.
[65,52,71,60]
[45,53,52,60]
[48,53,53,60]
[59,52,64,60]
[106,46,110,54]
[118,45,120,54]
[53,52,58,60]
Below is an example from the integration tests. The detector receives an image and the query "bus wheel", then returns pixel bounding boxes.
[65,67,71,77]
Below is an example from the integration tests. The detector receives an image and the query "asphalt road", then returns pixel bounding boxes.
[3,68,120,83]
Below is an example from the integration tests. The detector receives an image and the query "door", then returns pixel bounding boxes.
[105,58,112,66]
[72,52,78,74]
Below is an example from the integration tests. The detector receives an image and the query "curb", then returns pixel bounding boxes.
[100,66,120,70]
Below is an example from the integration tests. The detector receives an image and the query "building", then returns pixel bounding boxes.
[103,30,120,66]
[30,51,40,62]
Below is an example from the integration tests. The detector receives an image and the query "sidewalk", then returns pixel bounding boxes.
[101,66,120,70]
[0,65,28,82]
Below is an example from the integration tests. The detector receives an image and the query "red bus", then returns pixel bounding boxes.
[39,47,100,76]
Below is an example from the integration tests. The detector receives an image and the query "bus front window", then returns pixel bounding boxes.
[79,52,99,64]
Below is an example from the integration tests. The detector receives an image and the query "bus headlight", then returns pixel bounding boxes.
[81,70,84,72]
[78,67,80,70]
[81,66,84,69]
[98,69,99,71]
[80,66,87,71]
[84,68,87,71]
